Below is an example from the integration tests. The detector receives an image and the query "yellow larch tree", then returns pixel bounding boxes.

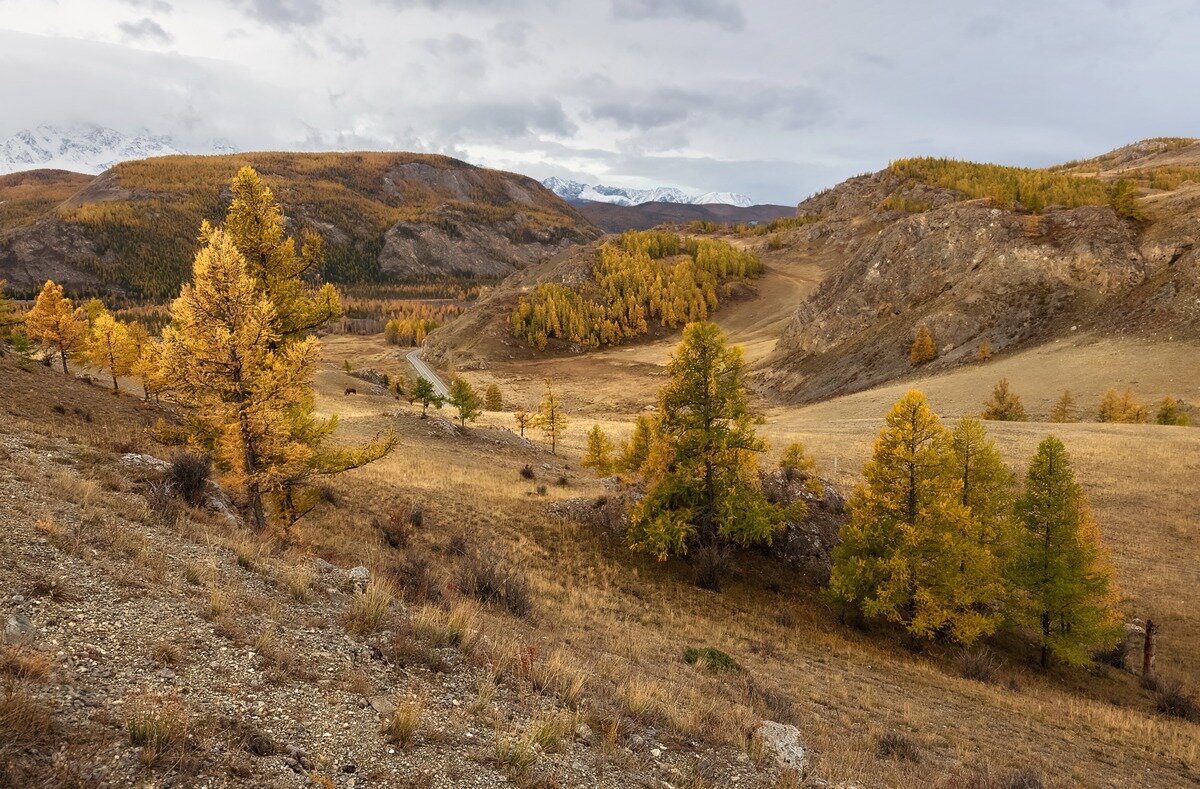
[87,311,139,392]
[25,280,87,375]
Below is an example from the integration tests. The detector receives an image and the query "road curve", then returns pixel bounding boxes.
[406,350,450,398]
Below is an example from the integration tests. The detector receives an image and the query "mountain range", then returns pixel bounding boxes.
[541,176,755,207]
[0,124,238,176]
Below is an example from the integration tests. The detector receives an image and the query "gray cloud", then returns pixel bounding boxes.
[228,0,326,30]
[611,0,744,30]
[116,17,173,44]
[325,32,367,60]
[118,0,173,12]
[437,97,577,140]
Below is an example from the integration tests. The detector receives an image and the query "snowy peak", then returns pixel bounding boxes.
[0,124,232,175]
[542,177,754,208]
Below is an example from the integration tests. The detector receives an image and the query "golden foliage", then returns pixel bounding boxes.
[25,280,87,375]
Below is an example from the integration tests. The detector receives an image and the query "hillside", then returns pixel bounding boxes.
[751,141,1200,402]
[0,170,93,231]
[0,153,599,300]
[576,200,797,232]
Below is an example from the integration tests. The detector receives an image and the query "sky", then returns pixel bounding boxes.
[0,0,1197,204]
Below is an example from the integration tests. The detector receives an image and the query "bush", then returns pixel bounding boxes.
[683,646,743,673]
[169,453,212,506]
[519,464,535,480]
[692,544,734,591]
[344,578,395,635]
[1098,388,1148,423]
[876,731,921,762]
[457,548,532,617]
[955,646,1001,684]
[1153,677,1199,722]
[393,553,442,603]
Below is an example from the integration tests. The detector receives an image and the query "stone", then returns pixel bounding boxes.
[369,696,397,716]
[574,723,594,744]
[119,452,171,473]
[347,566,371,585]
[4,612,32,643]
[752,720,806,773]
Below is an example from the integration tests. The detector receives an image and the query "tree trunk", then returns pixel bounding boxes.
[60,349,69,375]
[1041,611,1051,668]
[111,374,119,392]
[1143,618,1157,676]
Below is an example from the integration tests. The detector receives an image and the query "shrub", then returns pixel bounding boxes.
[457,548,532,617]
[169,453,212,506]
[535,484,548,496]
[981,378,1028,421]
[1097,388,1148,423]
[126,700,191,765]
[1156,396,1189,426]
[909,325,936,364]
[692,544,734,592]
[683,646,743,673]
[393,553,442,603]
[1153,677,1200,722]
[877,731,921,762]
[955,646,1000,684]
[519,464,535,480]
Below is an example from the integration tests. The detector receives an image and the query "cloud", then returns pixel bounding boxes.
[611,0,745,30]
[116,17,174,44]
[227,0,326,30]
[437,97,577,139]
[325,32,367,60]
[118,0,173,12]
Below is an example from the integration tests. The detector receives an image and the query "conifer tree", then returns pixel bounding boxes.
[910,325,937,364]
[448,378,483,427]
[780,441,822,496]
[581,424,615,475]
[1011,436,1121,667]
[513,410,532,437]
[25,280,87,375]
[485,383,503,411]
[1097,388,1148,423]
[1050,390,1078,423]
[976,337,992,361]
[412,376,441,417]
[87,311,138,392]
[1156,396,1189,426]
[827,391,1005,644]
[0,280,23,348]
[134,337,167,403]
[218,166,341,342]
[981,378,1028,421]
[621,413,656,473]
[161,229,391,530]
[1108,178,1143,220]
[535,380,568,454]
[627,323,785,575]
[949,418,1016,556]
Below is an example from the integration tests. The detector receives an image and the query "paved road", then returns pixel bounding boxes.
[406,350,450,398]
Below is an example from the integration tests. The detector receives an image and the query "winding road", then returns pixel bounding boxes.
[406,350,450,398]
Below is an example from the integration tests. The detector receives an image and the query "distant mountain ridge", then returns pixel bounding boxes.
[0,124,236,175]
[542,176,755,207]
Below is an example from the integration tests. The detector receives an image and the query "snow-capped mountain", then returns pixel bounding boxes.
[0,124,227,175]
[542,177,754,208]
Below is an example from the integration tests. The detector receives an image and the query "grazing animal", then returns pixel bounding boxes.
[344,387,357,395]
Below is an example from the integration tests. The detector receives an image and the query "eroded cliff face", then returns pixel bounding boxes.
[755,162,1200,403]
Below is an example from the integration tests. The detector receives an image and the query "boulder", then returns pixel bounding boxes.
[752,720,806,773]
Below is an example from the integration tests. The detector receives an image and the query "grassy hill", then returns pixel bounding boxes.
[0,152,599,300]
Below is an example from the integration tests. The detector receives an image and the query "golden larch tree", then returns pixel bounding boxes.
[909,324,937,364]
[535,380,568,454]
[87,311,139,392]
[25,280,87,375]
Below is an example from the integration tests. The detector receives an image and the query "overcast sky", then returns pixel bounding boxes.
[1,0,1196,204]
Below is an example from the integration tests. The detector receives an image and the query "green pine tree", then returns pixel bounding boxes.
[1010,436,1121,667]
[448,378,483,427]
[621,414,656,473]
[581,424,616,475]
[627,323,786,583]
[413,377,442,417]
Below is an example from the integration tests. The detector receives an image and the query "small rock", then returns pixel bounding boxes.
[369,696,396,716]
[348,566,371,585]
[651,747,662,758]
[752,720,806,772]
[574,723,594,744]
[4,613,32,643]
[313,558,339,574]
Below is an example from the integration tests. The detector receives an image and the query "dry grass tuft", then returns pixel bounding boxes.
[493,732,538,775]
[0,681,54,747]
[456,547,532,617]
[0,647,51,682]
[381,697,424,748]
[125,697,192,766]
[277,561,316,602]
[344,577,395,635]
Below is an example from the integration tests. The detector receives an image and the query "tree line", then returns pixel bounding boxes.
[509,230,761,350]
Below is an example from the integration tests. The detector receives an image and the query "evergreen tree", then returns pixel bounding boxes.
[1156,396,1189,426]
[976,337,992,361]
[1097,388,1148,423]
[1011,437,1121,667]
[1050,390,1078,423]
[513,410,532,437]
[581,424,615,475]
[161,229,391,531]
[535,380,568,455]
[621,413,656,473]
[412,376,442,417]
[981,378,1028,421]
[219,166,341,342]
[0,280,23,348]
[448,377,483,427]
[910,325,937,364]
[949,418,1017,557]
[485,383,503,411]
[827,391,1005,644]
[1108,178,1143,220]
[133,335,167,403]
[87,311,138,392]
[25,280,87,375]
[627,323,786,576]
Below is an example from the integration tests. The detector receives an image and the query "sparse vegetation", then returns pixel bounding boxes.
[1098,388,1148,423]
[683,646,743,673]
[1050,390,1078,423]
[982,378,1029,421]
[457,547,532,617]
[909,325,936,364]
[1155,396,1189,426]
